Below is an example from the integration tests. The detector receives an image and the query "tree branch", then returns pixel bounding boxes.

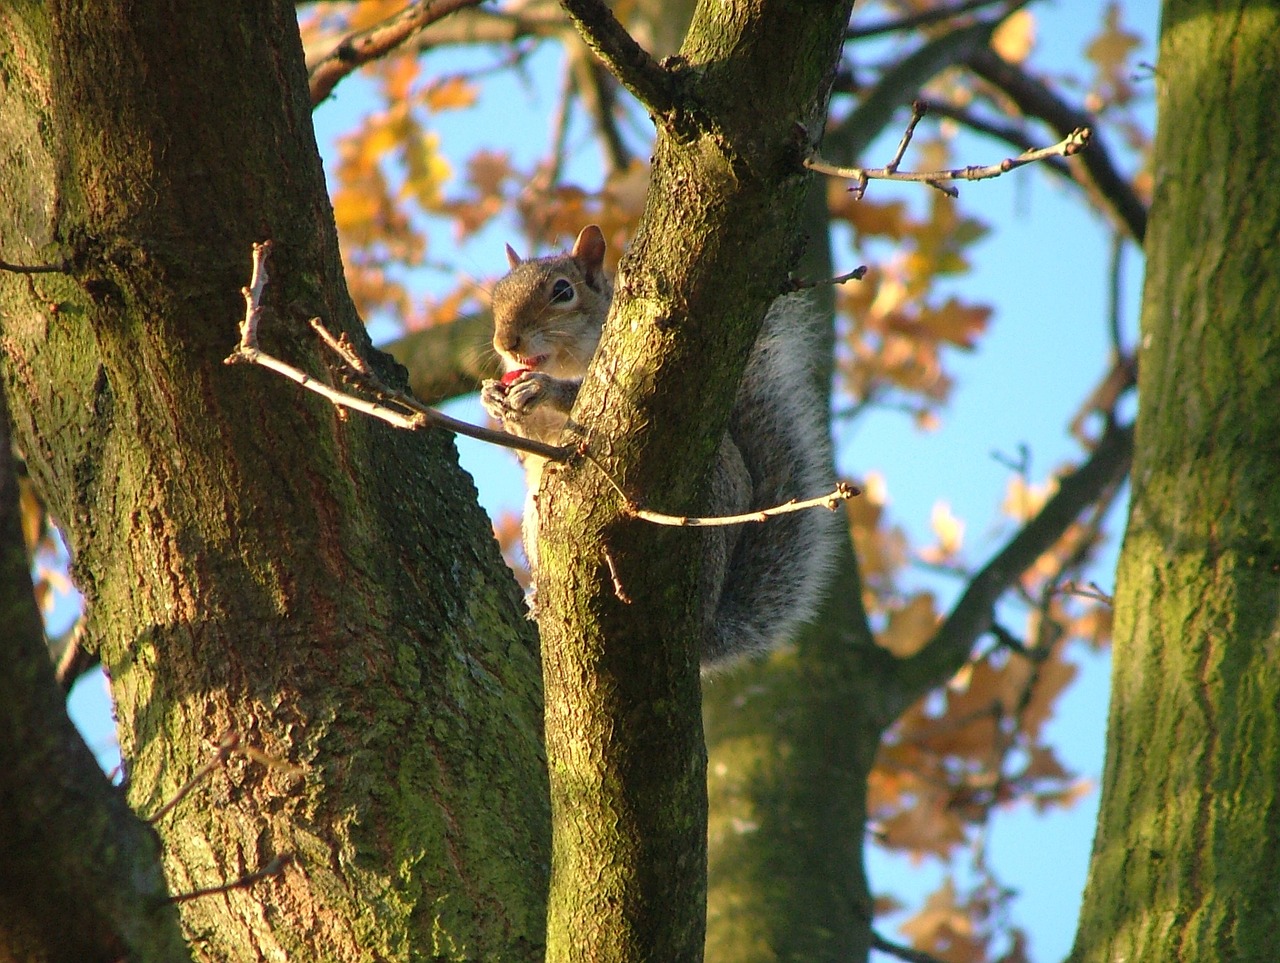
[807,102,1090,199]
[966,48,1147,241]
[308,0,487,106]
[231,242,846,529]
[0,390,189,958]
[558,0,684,125]
[891,417,1134,715]
[847,0,1023,40]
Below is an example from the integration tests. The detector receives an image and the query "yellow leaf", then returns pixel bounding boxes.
[930,501,964,557]
[991,9,1036,64]
[877,592,938,657]
[346,0,405,32]
[1001,474,1057,522]
[424,76,478,113]
[402,130,451,210]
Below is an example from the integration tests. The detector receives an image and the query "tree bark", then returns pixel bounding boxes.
[0,394,191,962]
[0,3,548,959]
[536,2,853,960]
[1071,4,1280,961]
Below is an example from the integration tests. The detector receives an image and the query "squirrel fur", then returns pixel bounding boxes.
[480,225,839,671]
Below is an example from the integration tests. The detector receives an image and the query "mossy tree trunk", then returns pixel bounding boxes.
[1070,3,1280,960]
[535,2,853,961]
[0,3,548,960]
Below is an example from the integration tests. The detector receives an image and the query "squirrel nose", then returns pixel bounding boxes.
[495,331,520,355]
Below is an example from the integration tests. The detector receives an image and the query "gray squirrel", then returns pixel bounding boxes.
[480,225,839,671]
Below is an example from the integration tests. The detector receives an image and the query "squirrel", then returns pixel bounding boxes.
[480,225,839,672]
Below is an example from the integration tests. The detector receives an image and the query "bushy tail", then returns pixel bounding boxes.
[700,296,841,671]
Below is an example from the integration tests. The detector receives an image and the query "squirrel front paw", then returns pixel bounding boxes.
[503,371,556,414]
[480,379,513,422]
[481,372,578,427]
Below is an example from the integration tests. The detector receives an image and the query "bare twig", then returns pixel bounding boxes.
[166,853,293,905]
[966,48,1147,241]
[806,125,1091,199]
[230,242,850,529]
[847,0,1022,40]
[788,265,868,291]
[148,731,240,823]
[224,242,569,462]
[308,0,486,106]
[148,729,302,824]
[1058,580,1115,606]
[0,258,70,275]
[886,101,929,172]
[622,482,858,528]
[602,549,632,604]
[916,97,1074,182]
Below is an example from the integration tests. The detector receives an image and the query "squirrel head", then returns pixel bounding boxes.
[490,225,614,379]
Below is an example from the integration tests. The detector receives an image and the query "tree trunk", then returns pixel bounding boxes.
[0,3,548,959]
[537,1,853,960]
[1071,4,1280,960]
[0,394,191,962]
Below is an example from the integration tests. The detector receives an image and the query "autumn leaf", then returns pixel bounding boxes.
[879,802,968,860]
[878,592,940,657]
[991,9,1036,64]
[1084,2,1143,110]
[920,297,991,350]
[424,76,478,112]
[919,500,964,564]
[466,149,511,196]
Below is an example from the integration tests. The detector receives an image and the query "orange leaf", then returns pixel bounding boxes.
[878,592,939,657]
[424,76,478,113]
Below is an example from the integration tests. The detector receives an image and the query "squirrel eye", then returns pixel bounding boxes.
[549,278,576,305]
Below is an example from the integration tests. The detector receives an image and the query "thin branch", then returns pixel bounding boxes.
[614,481,857,528]
[230,242,848,531]
[308,0,486,107]
[870,929,955,963]
[787,265,868,291]
[892,417,1134,714]
[545,59,578,187]
[0,258,71,275]
[886,101,930,172]
[148,729,303,824]
[557,0,684,125]
[53,620,97,692]
[166,854,293,905]
[917,97,1074,182]
[988,620,1038,660]
[1057,580,1115,606]
[806,124,1091,199]
[847,0,1022,40]
[403,5,566,52]
[1106,230,1128,359]
[966,48,1147,241]
[224,242,569,462]
[602,548,632,604]
[148,731,240,823]
[567,43,633,175]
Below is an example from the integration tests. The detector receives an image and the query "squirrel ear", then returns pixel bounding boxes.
[571,225,607,282]
[504,243,523,269]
